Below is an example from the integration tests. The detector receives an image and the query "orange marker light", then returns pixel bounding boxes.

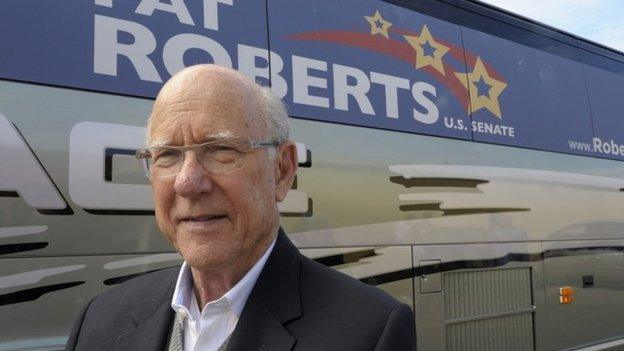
[559,286,575,304]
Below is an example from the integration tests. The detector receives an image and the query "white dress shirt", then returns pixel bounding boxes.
[171,239,276,351]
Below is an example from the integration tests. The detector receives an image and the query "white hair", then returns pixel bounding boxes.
[260,86,289,144]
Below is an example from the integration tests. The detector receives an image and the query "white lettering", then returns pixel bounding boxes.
[485,123,493,134]
[411,82,439,124]
[94,15,162,82]
[471,121,515,137]
[237,44,288,99]
[611,139,620,155]
[268,51,288,99]
[95,0,113,7]
[162,33,232,76]
[333,64,374,115]
[444,117,454,128]
[135,0,194,26]
[593,137,603,153]
[203,0,234,31]
[292,55,329,108]
[0,114,66,210]
[370,72,409,119]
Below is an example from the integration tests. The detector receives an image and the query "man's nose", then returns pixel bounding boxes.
[173,151,214,197]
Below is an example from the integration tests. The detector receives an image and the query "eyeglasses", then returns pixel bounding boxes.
[135,138,280,179]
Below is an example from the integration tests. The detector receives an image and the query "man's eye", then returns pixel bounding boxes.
[153,150,179,166]
[207,145,241,163]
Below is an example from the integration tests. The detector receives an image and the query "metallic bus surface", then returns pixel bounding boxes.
[2,0,624,350]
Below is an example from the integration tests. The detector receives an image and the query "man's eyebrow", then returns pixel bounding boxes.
[206,131,236,140]
[148,132,240,147]
[149,140,172,147]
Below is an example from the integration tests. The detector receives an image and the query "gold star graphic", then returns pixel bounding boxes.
[365,10,392,39]
[454,57,507,118]
[404,25,450,75]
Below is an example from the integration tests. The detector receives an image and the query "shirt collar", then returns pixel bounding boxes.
[171,237,277,320]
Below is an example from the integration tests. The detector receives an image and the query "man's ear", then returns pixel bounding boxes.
[275,140,298,202]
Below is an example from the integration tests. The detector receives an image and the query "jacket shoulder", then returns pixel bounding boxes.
[299,254,402,310]
[91,266,179,308]
[290,254,415,349]
[68,266,178,350]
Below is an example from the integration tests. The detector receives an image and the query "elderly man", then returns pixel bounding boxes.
[65,65,416,351]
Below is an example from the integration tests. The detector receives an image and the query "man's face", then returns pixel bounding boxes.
[149,71,280,271]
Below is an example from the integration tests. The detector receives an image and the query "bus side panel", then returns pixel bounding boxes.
[543,240,624,350]
[412,243,545,351]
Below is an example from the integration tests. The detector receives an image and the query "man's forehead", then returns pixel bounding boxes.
[154,86,242,115]
[155,98,229,116]
[150,107,253,137]
[153,76,257,121]
[151,98,253,128]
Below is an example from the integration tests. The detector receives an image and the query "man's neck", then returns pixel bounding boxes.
[191,269,239,306]
[189,236,275,309]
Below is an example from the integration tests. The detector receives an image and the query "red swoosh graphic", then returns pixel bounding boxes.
[288,30,470,110]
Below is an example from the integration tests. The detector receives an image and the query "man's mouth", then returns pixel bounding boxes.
[180,214,227,223]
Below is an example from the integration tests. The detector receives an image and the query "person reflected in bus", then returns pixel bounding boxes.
[65,64,416,351]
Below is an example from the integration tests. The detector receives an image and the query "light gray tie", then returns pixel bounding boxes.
[167,312,233,351]
[168,312,184,351]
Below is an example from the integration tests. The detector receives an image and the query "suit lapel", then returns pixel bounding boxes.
[228,230,302,351]
[227,294,295,351]
[115,269,177,351]
[115,301,174,351]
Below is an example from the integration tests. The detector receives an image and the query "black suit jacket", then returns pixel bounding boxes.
[65,231,416,350]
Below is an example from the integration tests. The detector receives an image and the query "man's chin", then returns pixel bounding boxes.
[181,245,235,272]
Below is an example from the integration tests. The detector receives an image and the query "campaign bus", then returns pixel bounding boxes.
[2,0,624,350]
